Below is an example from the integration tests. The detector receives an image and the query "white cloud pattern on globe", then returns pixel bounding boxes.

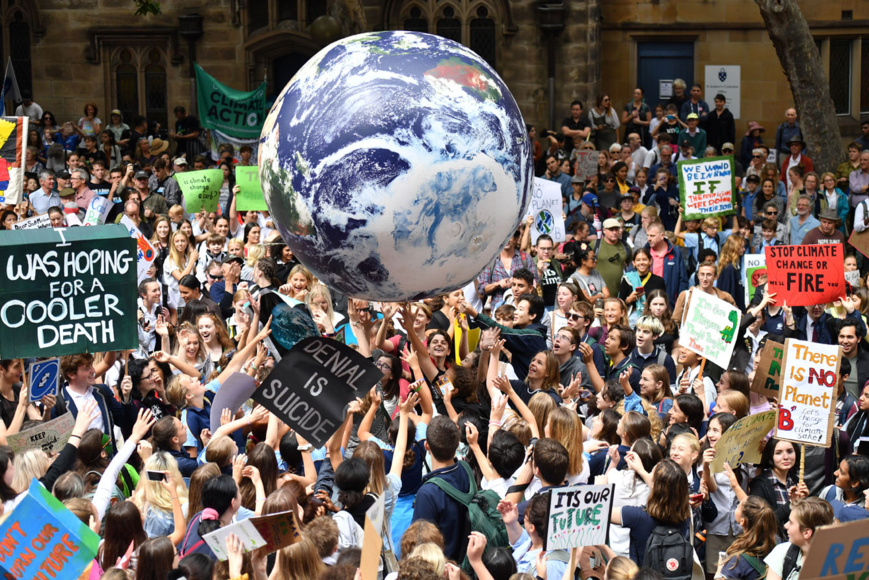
[259,31,532,300]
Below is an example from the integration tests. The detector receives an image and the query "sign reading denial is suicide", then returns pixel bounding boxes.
[764,244,845,307]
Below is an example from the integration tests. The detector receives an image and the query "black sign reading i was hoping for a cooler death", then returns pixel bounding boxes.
[253,337,382,447]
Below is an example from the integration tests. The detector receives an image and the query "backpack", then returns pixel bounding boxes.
[643,524,693,580]
[429,461,509,577]
[593,238,632,265]
[742,554,768,580]
[781,544,802,580]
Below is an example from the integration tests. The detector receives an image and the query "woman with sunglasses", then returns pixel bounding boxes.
[818,171,849,234]
[590,94,620,152]
[568,243,610,303]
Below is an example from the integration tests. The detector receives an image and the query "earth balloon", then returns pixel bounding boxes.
[259,31,533,301]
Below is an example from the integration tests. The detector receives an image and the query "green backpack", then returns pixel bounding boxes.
[429,461,510,577]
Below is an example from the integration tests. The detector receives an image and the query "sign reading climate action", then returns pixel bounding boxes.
[195,63,267,139]
[253,337,381,447]
[0,225,137,358]
[765,244,845,307]
[678,156,736,220]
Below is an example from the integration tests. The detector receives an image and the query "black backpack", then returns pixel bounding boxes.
[643,524,693,580]
[781,544,801,580]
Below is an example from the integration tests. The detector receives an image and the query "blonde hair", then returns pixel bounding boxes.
[501,409,532,447]
[547,407,584,477]
[606,556,639,580]
[167,229,192,271]
[717,234,744,275]
[227,238,244,252]
[672,432,701,455]
[305,284,336,322]
[410,543,446,577]
[702,217,720,230]
[528,392,557,437]
[246,243,266,267]
[149,216,171,245]
[272,538,323,580]
[172,322,206,364]
[288,264,314,288]
[718,390,749,419]
[133,452,189,515]
[204,436,236,468]
[615,399,663,443]
[13,449,48,492]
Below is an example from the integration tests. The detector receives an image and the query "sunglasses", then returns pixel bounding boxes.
[753,155,762,158]
[568,313,584,321]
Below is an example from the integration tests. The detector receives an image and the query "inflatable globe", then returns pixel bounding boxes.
[259,31,533,301]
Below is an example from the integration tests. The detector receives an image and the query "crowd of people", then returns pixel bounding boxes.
[0,83,869,580]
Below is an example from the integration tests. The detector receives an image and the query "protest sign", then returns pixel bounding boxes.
[573,150,598,182]
[0,478,100,579]
[0,116,26,205]
[209,373,258,432]
[235,166,268,211]
[360,493,386,580]
[176,169,223,213]
[195,63,267,139]
[525,178,565,244]
[82,195,111,226]
[29,358,60,401]
[846,269,860,290]
[710,411,776,473]
[252,337,381,447]
[0,225,138,358]
[743,253,766,306]
[750,340,784,399]
[546,484,614,551]
[678,156,736,220]
[11,214,50,230]
[765,244,846,307]
[120,216,156,282]
[680,289,742,369]
[7,411,74,455]
[775,339,840,447]
[849,226,869,260]
[203,510,301,560]
[801,519,869,580]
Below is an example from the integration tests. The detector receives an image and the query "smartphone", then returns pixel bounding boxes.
[636,286,645,296]
[146,470,167,482]
[594,299,604,310]
[690,493,703,502]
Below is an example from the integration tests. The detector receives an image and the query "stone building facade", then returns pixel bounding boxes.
[11,0,868,147]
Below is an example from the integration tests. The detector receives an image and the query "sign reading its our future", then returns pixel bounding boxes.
[0,225,138,358]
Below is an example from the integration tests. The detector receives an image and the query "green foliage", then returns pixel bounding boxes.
[134,0,161,16]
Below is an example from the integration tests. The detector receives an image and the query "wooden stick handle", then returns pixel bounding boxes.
[799,444,805,485]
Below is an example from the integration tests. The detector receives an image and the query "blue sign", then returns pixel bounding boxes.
[29,358,59,402]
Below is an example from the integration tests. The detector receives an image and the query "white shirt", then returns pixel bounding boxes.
[67,386,105,433]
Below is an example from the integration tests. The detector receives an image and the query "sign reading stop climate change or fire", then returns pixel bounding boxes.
[764,244,845,307]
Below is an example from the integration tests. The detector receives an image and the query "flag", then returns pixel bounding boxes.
[0,116,26,204]
[1,57,20,104]
[195,62,267,139]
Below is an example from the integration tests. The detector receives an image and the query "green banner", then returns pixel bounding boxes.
[235,166,268,211]
[195,63,267,139]
[177,168,223,213]
[0,225,138,358]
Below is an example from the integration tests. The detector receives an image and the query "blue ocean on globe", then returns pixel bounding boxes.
[270,304,321,351]
[259,31,533,301]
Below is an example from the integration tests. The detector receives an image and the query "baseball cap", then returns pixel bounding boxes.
[58,187,75,197]
[134,170,149,180]
[721,142,735,152]
[687,113,699,120]
[56,170,71,180]
[571,174,583,184]
[745,174,760,183]
[602,218,622,229]
[620,193,635,202]
[110,109,122,117]
[581,193,598,207]
[221,255,244,266]
[174,157,188,166]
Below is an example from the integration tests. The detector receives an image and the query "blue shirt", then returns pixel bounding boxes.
[412,461,472,561]
[29,189,62,214]
[788,214,820,245]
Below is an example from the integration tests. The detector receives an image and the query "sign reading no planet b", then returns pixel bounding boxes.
[764,244,845,307]
[0,225,137,359]
[678,156,736,220]
[546,484,614,551]
[252,337,381,447]
[524,178,565,244]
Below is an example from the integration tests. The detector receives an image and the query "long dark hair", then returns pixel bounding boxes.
[0,447,17,501]
[378,354,402,401]
[758,437,799,475]
[198,475,238,537]
[240,442,278,510]
[100,501,147,571]
[334,458,369,511]
[136,537,175,580]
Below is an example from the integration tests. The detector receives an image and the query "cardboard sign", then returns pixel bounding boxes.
[0,478,100,579]
[525,178,566,244]
[848,227,869,260]
[709,411,776,473]
[750,340,784,399]
[82,196,111,227]
[120,216,156,282]
[11,214,50,230]
[252,337,381,447]
[209,373,258,432]
[203,510,301,560]
[743,254,766,306]
[0,225,138,358]
[680,289,742,369]
[678,156,736,220]
[775,339,840,447]
[7,411,74,455]
[765,244,846,307]
[29,358,60,402]
[235,166,268,211]
[546,484,614,551]
[176,168,223,213]
[845,269,861,291]
[360,493,386,580]
[573,150,598,183]
[801,519,869,580]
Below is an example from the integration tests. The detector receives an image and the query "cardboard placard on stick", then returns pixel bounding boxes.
[176,168,223,213]
[360,493,386,580]
[775,338,840,448]
[678,156,736,220]
[235,166,268,211]
[573,151,598,182]
[7,411,74,455]
[524,178,566,244]
[680,289,741,369]
[252,337,381,447]
[709,411,776,473]
[546,484,614,551]
[750,340,784,399]
[764,244,846,307]
[743,253,766,306]
[801,519,869,580]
